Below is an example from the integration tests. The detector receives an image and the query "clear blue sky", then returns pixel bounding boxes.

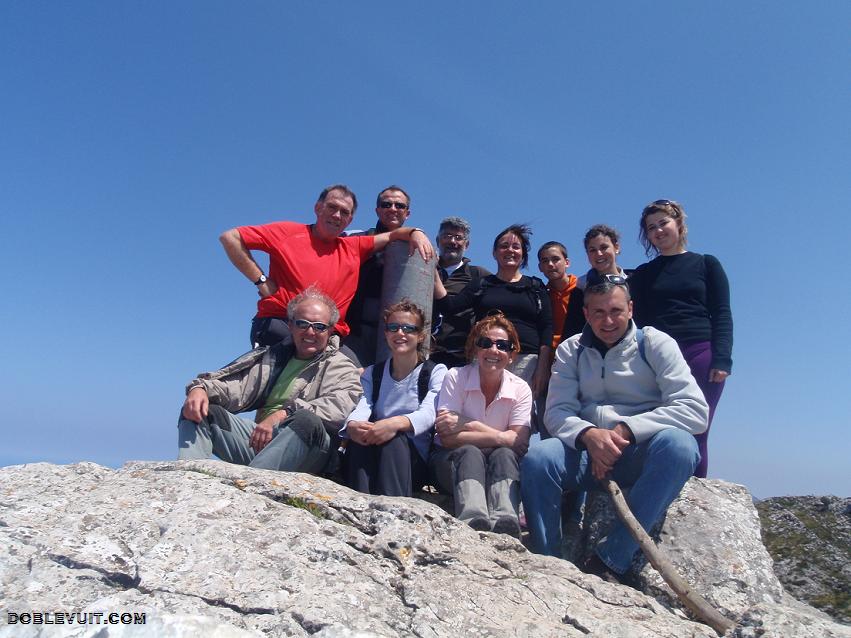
[2,2,849,498]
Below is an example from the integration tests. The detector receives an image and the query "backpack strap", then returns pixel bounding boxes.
[575,327,652,370]
[472,274,491,301]
[370,359,435,420]
[417,359,439,455]
[417,359,437,403]
[635,327,651,369]
[368,360,387,422]
[529,276,546,313]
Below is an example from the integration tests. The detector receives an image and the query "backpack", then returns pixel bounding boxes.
[369,359,437,420]
[575,327,653,371]
[473,274,547,315]
[433,264,489,337]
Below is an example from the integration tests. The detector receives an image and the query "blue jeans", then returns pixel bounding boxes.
[177,405,333,474]
[520,428,699,573]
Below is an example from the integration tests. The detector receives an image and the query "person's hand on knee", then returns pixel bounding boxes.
[182,388,209,423]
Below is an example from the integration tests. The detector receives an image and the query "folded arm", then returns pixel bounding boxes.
[436,410,529,455]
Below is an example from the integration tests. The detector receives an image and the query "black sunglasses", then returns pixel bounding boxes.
[385,322,421,334]
[379,201,409,210]
[475,336,515,352]
[292,318,330,333]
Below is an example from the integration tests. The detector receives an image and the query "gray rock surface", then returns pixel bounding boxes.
[558,478,849,636]
[638,480,783,614]
[580,480,783,614]
[756,495,851,624]
[0,461,847,637]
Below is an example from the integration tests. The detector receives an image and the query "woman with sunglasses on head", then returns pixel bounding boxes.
[629,199,733,478]
[548,225,635,344]
[342,300,447,497]
[580,224,634,289]
[430,313,532,537]
[434,224,552,398]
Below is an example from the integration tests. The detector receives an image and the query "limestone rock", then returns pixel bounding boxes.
[0,461,847,637]
[757,495,851,624]
[567,478,849,636]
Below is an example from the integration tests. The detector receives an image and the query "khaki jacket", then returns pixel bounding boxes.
[186,336,361,434]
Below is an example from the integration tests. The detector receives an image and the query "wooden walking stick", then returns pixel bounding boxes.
[602,478,735,636]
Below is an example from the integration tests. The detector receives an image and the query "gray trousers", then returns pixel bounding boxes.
[177,405,332,474]
[431,444,521,526]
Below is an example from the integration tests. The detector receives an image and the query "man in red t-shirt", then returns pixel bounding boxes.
[220,184,434,348]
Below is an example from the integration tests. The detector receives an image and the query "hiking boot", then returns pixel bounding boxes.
[582,553,626,586]
[467,516,491,532]
[492,516,521,538]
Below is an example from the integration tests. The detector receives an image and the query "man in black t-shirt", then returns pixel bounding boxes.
[345,186,416,367]
[431,216,491,368]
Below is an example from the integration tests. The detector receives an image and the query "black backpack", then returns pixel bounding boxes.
[369,359,437,419]
[473,274,547,315]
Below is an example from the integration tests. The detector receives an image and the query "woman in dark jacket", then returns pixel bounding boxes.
[434,224,552,399]
[629,199,733,478]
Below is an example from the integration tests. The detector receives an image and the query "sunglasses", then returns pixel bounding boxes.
[475,337,515,352]
[292,318,330,333]
[603,274,628,285]
[644,199,679,213]
[385,322,421,334]
[379,201,409,210]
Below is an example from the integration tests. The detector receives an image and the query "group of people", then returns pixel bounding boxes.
[176,184,733,584]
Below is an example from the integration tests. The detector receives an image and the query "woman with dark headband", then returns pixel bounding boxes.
[342,300,447,497]
[434,223,553,398]
[630,199,733,478]
[430,314,533,537]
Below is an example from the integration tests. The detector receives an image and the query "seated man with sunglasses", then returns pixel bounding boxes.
[345,185,418,367]
[219,184,433,349]
[177,287,362,475]
[521,280,708,583]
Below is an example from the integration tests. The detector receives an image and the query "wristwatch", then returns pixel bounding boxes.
[253,274,268,286]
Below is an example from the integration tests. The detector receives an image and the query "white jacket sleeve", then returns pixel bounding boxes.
[544,340,597,449]
[405,364,447,436]
[340,366,376,437]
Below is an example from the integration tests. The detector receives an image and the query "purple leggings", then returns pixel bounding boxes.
[677,340,725,478]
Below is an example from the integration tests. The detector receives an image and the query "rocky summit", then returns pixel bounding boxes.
[0,461,848,638]
[757,495,851,624]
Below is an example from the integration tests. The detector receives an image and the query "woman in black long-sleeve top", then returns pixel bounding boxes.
[434,224,553,398]
[629,199,733,478]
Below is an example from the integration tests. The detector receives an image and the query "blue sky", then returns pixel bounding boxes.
[2,2,849,498]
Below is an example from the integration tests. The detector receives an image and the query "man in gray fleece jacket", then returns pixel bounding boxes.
[178,287,362,474]
[521,280,708,583]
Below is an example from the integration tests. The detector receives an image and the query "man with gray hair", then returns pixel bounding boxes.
[177,286,362,474]
[431,216,491,368]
